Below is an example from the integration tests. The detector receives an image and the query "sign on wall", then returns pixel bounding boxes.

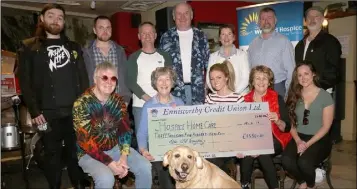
[237,1,304,50]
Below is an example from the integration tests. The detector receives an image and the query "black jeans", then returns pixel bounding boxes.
[152,161,175,189]
[42,116,83,189]
[207,157,232,175]
[282,133,331,188]
[240,137,282,189]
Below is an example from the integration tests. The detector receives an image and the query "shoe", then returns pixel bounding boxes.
[331,136,343,145]
[241,183,250,189]
[72,180,87,189]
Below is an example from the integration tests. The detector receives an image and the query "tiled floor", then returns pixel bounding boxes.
[2,140,356,188]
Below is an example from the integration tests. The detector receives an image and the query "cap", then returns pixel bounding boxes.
[305,6,325,17]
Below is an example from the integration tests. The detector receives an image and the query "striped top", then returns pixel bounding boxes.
[205,92,245,104]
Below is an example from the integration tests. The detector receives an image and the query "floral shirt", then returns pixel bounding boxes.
[73,87,132,165]
[159,27,210,105]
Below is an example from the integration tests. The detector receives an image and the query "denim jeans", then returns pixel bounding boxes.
[132,107,142,136]
[274,80,286,98]
[78,145,152,189]
[184,84,192,105]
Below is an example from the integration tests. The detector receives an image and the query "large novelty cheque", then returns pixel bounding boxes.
[148,102,274,161]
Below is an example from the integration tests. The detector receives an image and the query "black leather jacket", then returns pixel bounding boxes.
[295,30,342,90]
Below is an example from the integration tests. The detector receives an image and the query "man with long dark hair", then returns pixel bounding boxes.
[17,4,88,189]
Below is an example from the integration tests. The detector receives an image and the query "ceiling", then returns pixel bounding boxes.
[1,1,167,17]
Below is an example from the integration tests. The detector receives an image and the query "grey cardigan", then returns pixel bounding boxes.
[82,40,131,104]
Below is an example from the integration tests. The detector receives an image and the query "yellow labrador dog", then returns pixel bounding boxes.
[163,146,241,188]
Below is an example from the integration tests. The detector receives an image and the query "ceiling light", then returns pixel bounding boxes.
[90,0,95,10]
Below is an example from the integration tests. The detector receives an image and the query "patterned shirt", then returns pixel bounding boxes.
[159,27,210,105]
[73,87,132,165]
[92,40,119,93]
[205,92,244,104]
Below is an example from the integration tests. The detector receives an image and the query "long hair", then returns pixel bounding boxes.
[209,60,236,92]
[286,61,319,128]
[34,4,66,40]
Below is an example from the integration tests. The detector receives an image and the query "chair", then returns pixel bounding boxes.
[289,154,333,189]
[250,155,286,189]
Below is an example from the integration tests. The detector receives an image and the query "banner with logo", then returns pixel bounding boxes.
[237,1,304,50]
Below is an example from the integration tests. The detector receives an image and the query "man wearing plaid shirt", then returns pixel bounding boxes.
[83,15,131,105]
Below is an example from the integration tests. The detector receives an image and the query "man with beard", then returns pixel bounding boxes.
[83,15,131,105]
[295,6,342,144]
[17,3,88,189]
[248,7,295,98]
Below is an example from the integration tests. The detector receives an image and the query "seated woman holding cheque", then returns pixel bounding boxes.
[236,65,292,189]
[204,60,245,175]
[282,61,334,189]
[137,66,184,189]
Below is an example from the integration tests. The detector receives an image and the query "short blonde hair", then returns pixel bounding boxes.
[151,66,177,91]
[94,61,117,78]
[248,65,274,90]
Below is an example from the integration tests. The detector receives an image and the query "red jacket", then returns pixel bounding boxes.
[244,89,292,149]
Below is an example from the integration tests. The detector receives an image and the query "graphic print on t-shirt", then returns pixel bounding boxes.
[47,45,70,72]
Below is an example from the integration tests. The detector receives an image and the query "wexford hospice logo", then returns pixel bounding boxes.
[239,12,259,37]
[151,109,158,118]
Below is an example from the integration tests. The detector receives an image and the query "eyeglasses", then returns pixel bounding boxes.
[97,75,118,83]
[303,109,310,125]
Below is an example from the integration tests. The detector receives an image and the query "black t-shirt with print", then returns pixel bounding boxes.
[45,38,76,109]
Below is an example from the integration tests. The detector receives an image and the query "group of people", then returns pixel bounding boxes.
[17,2,341,189]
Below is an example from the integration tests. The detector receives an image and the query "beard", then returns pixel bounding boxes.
[307,22,321,31]
[97,35,111,42]
[43,22,63,35]
[260,23,274,34]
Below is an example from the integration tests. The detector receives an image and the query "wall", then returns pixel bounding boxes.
[141,1,181,24]
[189,1,254,26]
[329,16,356,141]
[1,7,94,53]
[111,12,140,55]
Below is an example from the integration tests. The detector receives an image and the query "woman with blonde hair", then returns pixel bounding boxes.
[205,60,244,176]
[205,60,244,104]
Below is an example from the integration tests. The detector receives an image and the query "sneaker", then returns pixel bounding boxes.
[241,183,250,189]
[315,168,326,183]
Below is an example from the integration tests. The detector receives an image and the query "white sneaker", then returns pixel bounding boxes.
[315,168,326,183]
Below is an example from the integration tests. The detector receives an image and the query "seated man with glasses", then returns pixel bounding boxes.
[73,61,152,189]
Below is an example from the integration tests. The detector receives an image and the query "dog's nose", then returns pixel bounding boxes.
[181,163,189,171]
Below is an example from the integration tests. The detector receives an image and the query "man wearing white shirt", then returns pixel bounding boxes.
[159,2,210,105]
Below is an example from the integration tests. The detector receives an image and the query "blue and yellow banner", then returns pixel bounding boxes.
[237,1,304,50]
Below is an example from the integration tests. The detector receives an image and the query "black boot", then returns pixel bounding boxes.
[72,180,88,189]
